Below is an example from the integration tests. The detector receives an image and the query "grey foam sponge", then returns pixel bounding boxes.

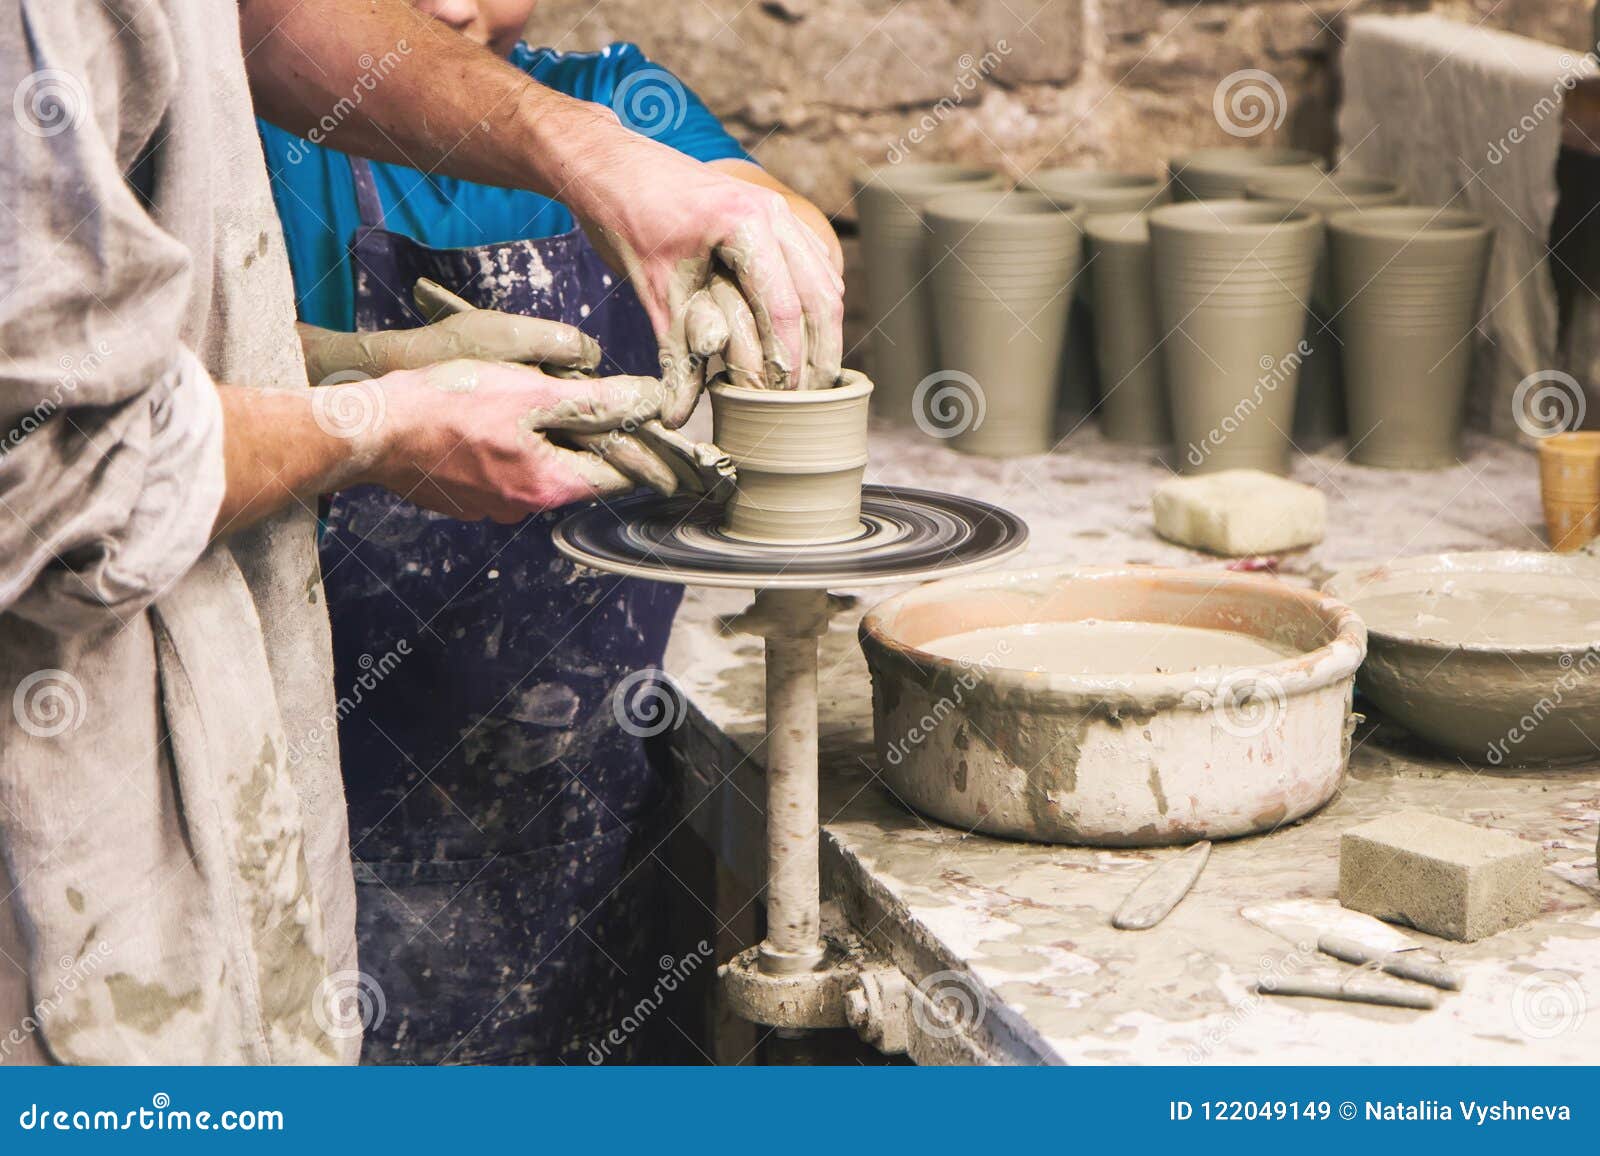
[1339,811,1542,942]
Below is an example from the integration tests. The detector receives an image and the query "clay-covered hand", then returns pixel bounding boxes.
[568,130,844,421]
[296,314,602,385]
[351,360,672,522]
[299,317,687,495]
[683,272,766,392]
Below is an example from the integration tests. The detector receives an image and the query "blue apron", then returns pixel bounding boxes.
[320,157,683,1064]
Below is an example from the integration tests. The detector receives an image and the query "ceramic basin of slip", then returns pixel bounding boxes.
[859,566,1367,847]
[1325,551,1600,766]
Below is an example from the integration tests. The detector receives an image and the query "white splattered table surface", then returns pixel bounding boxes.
[663,423,1600,1063]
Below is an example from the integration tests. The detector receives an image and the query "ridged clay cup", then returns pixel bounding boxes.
[853,164,1005,425]
[1083,212,1171,446]
[924,190,1084,458]
[1148,200,1320,475]
[1022,169,1170,418]
[1168,147,1323,202]
[1244,171,1408,446]
[1327,207,1492,469]
[709,370,873,545]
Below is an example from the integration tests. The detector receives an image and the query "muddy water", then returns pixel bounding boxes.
[922,620,1295,675]
[1350,572,1600,647]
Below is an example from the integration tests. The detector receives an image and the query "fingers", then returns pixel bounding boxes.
[708,274,764,390]
[394,312,602,373]
[565,430,680,497]
[515,371,668,434]
[684,289,730,358]
[526,436,637,507]
[656,255,711,429]
[715,196,844,391]
[771,212,844,391]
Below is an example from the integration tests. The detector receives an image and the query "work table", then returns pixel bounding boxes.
[662,423,1600,1064]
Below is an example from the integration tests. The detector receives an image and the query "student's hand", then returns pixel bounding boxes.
[565,122,845,422]
[297,314,601,384]
[348,361,673,522]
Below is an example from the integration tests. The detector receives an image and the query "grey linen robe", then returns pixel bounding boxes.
[0,1,358,1063]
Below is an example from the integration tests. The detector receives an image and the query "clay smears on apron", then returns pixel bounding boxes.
[323,156,682,1064]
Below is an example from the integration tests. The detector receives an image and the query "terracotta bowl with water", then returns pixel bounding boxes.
[1325,551,1600,766]
[859,566,1366,846]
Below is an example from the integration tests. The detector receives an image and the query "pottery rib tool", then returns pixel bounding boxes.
[411,278,734,497]
[1316,934,1461,991]
[1256,973,1438,1011]
[1112,840,1211,930]
[1241,898,1419,954]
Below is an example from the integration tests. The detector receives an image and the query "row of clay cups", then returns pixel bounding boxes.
[855,163,1172,457]
[1094,194,1490,476]
[853,151,1489,470]
[854,149,1325,456]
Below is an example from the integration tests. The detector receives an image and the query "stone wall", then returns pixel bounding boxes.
[527,0,1595,353]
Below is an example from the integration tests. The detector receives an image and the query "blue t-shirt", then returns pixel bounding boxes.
[258,42,752,331]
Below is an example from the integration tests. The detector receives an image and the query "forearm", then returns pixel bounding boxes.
[239,0,626,203]
[213,384,385,536]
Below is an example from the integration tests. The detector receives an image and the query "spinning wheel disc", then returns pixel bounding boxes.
[552,485,1028,589]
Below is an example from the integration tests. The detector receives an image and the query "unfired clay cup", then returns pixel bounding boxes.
[1244,171,1408,446]
[709,370,873,545]
[1148,200,1320,475]
[1083,212,1171,446]
[1168,147,1324,202]
[1327,207,1492,469]
[853,164,1006,425]
[1021,170,1171,418]
[923,190,1084,457]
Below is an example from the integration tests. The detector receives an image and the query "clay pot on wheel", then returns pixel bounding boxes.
[1327,207,1492,469]
[1244,171,1408,447]
[1022,170,1170,421]
[923,190,1084,457]
[853,164,1006,425]
[710,370,873,545]
[1148,200,1320,475]
[1168,147,1323,202]
[1083,212,1171,446]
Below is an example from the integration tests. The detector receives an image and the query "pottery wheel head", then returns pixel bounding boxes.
[552,485,1028,589]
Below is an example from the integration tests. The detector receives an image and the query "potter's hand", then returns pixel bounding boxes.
[297,315,601,384]
[684,273,766,392]
[355,361,672,522]
[568,133,844,421]
[299,317,681,495]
